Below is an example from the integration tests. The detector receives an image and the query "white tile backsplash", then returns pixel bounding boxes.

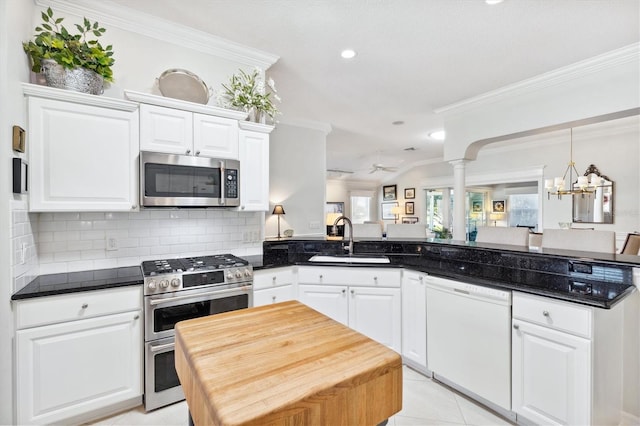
[10,206,264,291]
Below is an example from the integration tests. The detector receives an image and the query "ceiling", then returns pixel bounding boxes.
[110,0,640,182]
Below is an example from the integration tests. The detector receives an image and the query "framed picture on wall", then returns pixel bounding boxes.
[492,200,505,213]
[472,200,483,213]
[381,202,398,220]
[402,216,418,224]
[325,201,344,214]
[383,185,397,201]
[404,188,415,199]
[405,202,414,215]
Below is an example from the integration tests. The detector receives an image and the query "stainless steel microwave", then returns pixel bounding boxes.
[140,151,240,207]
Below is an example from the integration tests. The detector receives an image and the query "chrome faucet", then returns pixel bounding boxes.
[332,215,353,255]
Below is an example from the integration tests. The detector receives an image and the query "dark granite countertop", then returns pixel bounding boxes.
[12,266,143,300]
[263,238,639,309]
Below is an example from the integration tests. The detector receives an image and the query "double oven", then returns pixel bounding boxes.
[142,254,253,411]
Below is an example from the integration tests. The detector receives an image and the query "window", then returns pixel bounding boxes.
[508,193,538,230]
[350,191,374,224]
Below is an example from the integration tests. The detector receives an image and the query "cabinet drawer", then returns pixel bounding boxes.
[15,286,143,329]
[253,267,295,290]
[513,292,592,338]
[298,266,401,288]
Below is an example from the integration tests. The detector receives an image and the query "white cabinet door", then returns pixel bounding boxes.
[298,284,348,325]
[16,311,142,425]
[193,113,239,158]
[238,130,269,211]
[139,104,192,154]
[253,285,295,307]
[401,270,427,370]
[349,286,401,352]
[512,319,591,426]
[28,97,139,212]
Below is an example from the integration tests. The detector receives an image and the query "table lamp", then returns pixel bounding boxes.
[272,204,285,238]
[391,206,403,224]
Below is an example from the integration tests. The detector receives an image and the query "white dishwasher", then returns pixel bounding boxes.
[426,275,512,412]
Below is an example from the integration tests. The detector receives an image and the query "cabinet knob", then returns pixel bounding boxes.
[513,324,520,330]
[272,296,276,302]
[319,274,323,279]
[419,276,423,281]
[131,205,137,210]
[342,289,346,294]
[81,303,88,309]
[374,277,378,281]
[241,206,245,210]
[186,149,191,154]
[543,310,550,317]
[133,314,140,320]
[350,289,355,295]
[195,150,201,156]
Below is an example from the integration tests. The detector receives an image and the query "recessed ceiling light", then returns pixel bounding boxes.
[485,0,504,4]
[341,49,357,59]
[428,130,446,141]
[392,120,404,125]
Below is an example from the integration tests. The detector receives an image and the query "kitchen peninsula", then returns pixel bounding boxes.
[175,300,402,426]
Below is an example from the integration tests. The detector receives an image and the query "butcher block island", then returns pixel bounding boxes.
[175,300,403,426]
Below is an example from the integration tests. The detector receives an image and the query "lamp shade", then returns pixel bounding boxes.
[390,206,403,215]
[272,204,285,215]
[326,212,342,225]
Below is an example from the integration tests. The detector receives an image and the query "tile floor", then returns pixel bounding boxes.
[88,366,513,426]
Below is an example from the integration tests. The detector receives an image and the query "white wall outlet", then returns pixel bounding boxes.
[106,235,119,251]
[309,221,320,229]
[20,243,27,265]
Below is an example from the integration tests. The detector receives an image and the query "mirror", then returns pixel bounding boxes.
[572,165,613,224]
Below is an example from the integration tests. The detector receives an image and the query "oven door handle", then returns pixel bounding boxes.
[150,342,175,353]
[149,286,250,306]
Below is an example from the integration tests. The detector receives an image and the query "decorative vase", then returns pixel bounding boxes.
[40,59,104,95]
[246,108,267,124]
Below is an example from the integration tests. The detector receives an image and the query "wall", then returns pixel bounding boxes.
[267,122,328,238]
[1,0,36,422]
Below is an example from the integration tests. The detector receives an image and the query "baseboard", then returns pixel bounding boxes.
[620,411,640,425]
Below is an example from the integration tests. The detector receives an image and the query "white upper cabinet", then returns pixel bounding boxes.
[24,84,139,212]
[128,91,245,159]
[238,125,271,211]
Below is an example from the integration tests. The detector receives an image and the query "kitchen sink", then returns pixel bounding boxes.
[308,254,391,264]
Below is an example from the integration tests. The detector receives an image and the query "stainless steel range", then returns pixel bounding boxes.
[142,254,253,411]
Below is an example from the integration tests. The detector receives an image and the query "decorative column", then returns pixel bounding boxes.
[450,159,467,241]
[441,188,451,231]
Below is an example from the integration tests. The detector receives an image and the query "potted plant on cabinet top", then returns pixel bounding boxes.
[217,67,281,124]
[23,7,114,95]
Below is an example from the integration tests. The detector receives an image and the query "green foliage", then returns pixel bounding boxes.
[433,227,452,239]
[219,68,281,120]
[23,8,114,82]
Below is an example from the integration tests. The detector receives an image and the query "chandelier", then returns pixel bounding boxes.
[544,128,597,199]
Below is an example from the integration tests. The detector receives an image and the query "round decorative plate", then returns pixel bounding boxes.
[157,69,209,104]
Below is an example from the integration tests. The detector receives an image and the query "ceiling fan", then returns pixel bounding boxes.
[369,163,398,174]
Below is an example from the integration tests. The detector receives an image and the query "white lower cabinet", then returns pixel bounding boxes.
[512,291,623,426]
[401,270,428,372]
[297,266,401,352]
[253,267,296,306]
[15,287,143,425]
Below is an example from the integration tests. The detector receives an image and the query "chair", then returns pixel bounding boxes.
[621,233,640,255]
[475,226,530,246]
[352,223,383,239]
[386,224,426,238]
[541,229,616,253]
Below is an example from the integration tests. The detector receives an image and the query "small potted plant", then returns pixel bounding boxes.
[23,7,115,95]
[218,67,281,123]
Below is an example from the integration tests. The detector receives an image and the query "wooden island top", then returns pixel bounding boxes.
[175,300,403,426]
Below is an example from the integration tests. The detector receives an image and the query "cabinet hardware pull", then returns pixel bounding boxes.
[131,205,137,210]
[319,275,323,279]
[133,314,140,320]
[81,303,88,309]
[186,149,191,154]
[543,310,550,317]
[351,289,355,294]
[196,150,201,155]
[513,324,520,330]
[342,289,346,294]
[272,296,276,301]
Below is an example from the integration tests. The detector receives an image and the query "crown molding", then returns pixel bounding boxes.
[34,0,279,70]
[435,43,640,115]
[23,83,139,111]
